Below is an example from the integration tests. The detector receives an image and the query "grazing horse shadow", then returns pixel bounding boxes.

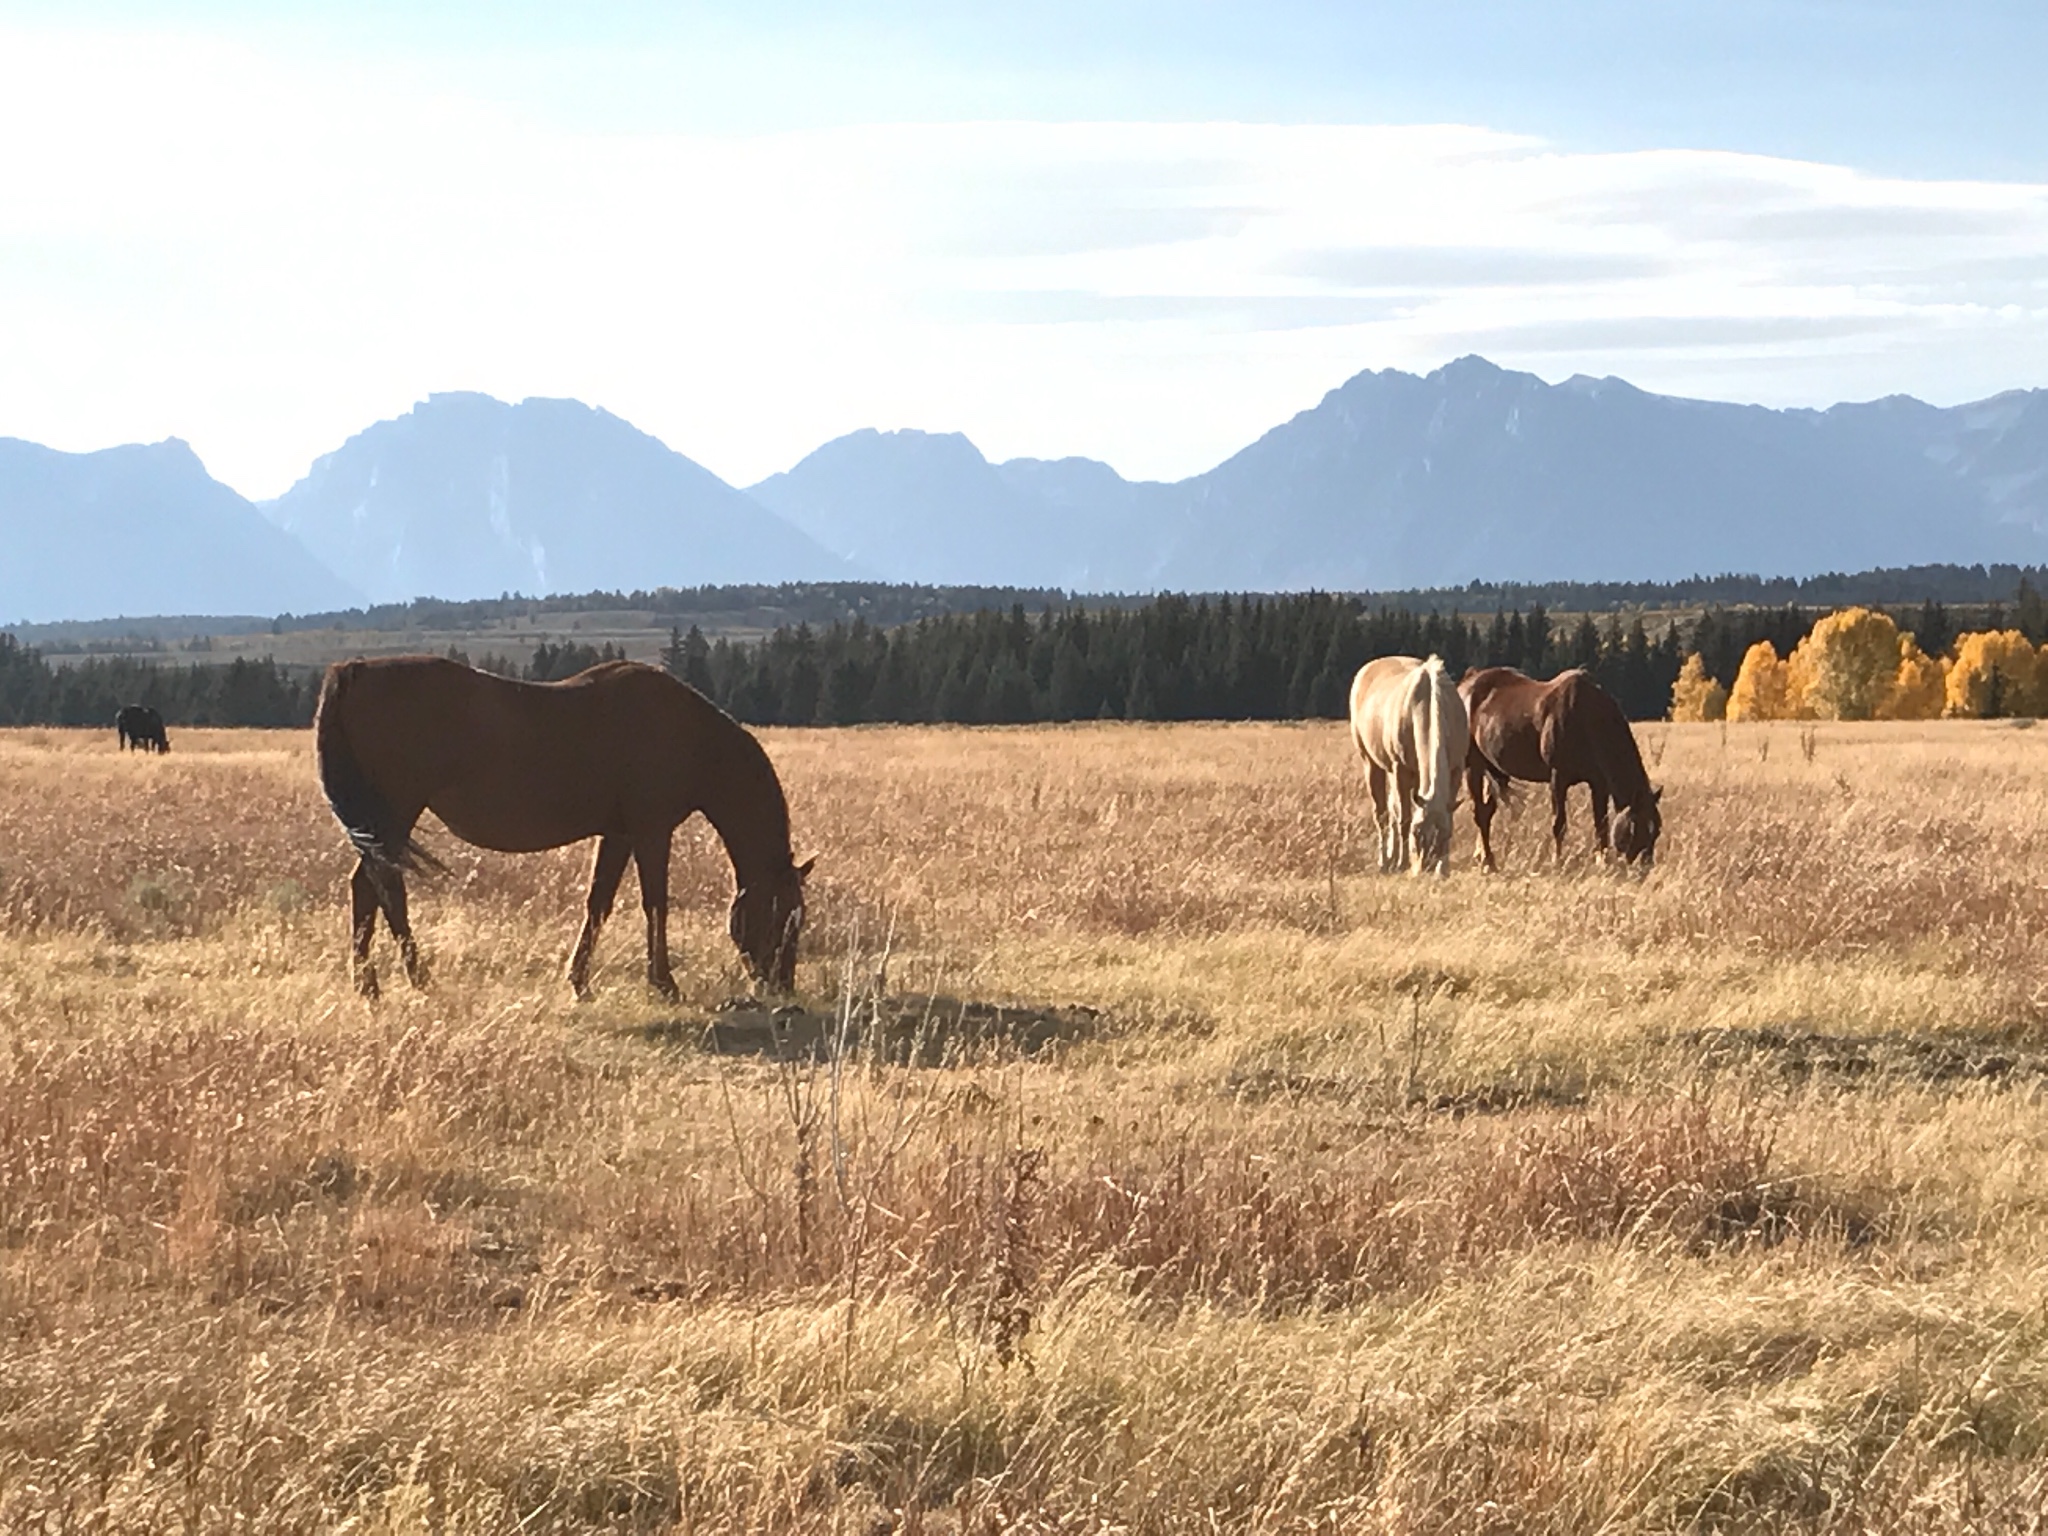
[633,995,1109,1068]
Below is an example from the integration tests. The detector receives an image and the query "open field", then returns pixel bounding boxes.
[6,718,2048,1531]
[34,611,693,673]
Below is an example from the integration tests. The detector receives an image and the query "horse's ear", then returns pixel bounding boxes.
[797,856,817,881]
[1652,786,1663,804]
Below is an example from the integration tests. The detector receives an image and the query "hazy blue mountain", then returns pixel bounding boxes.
[0,436,362,624]
[756,359,2048,591]
[748,428,1175,589]
[1147,357,2048,589]
[20,362,2048,626]
[264,393,852,604]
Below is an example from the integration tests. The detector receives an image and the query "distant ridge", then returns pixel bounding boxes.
[758,358,2048,592]
[262,393,854,604]
[0,437,362,624]
[11,359,2048,622]
[748,428,1174,588]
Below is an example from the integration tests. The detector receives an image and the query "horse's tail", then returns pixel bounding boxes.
[315,663,446,876]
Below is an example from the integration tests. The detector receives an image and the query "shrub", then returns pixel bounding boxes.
[1944,630,2045,718]
[1669,653,1729,722]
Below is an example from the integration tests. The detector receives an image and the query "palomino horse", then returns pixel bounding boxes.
[1348,654,1470,876]
[1460,666,1661,871]
[316,656,812,1000]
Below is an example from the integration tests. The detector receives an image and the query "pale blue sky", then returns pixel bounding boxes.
[19,0,2042,173]
[2,2,2044,494]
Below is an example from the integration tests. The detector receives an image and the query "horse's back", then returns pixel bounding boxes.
[1349,655,1425,769]
[1462,667,1560,782]
[1351,656,1465,776]
[319,656,736,853]
[1540,670,1647,791]
[1465,666,1643,789]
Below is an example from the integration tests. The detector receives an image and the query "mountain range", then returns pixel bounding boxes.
[264,393,851,605]
[7,357,2048,623]
[0,437,361,624]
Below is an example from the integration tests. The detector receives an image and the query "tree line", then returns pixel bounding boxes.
[0,638,318,727]
[7,585,2046,730]
[659,596,1698,726]
[0,634,639,728]
[20,564,2048,653]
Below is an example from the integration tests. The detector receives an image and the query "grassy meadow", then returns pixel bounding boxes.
[5,717,2048,1531]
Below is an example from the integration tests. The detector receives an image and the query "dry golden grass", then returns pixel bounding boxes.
[6,718,2048,1531]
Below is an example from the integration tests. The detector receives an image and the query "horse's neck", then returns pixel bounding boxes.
[695,731,793,887]
[1607,733,1653,807]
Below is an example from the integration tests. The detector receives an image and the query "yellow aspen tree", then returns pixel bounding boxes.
[1668,653,1729,721]
[1788,606,1905,720]
[1945,630,2043,717]
[1880,636,1947,720]
[1727,640,1794,721]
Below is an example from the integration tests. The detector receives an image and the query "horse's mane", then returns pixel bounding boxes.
[1416,655,1453,812]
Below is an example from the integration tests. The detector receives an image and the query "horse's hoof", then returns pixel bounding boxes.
[355,968,381,1001]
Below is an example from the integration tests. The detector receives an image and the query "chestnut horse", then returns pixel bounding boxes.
[316,656,812,1000]
[1461,667,1661,871]
[1349,655,1469,876]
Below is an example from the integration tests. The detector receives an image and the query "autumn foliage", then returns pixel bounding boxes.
[1944,630,2045,718]
[1725,640,1799,722]
[1667,653,1728,722]
[1684,606,2048,722]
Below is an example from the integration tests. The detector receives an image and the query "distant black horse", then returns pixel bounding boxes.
[115,704,170,754]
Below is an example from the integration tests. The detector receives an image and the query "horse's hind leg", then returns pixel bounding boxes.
[1467,763,1498,873]
[1395,765,1421,874]
[350,863,382,999]
[373,868,428,989]
[633,832,679,1001]
[567,834,633,1000]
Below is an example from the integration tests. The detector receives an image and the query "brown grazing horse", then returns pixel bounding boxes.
[316,656,812,1000]
[1461,667,1662,871]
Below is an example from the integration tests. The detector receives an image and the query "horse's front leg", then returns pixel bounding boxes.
[349,862,382,999]
[567,834,633,1000]
[1549,775,1571,864]
[1590,785,1612,858]
[1368,762,1397,873]
[633,832,679,1001]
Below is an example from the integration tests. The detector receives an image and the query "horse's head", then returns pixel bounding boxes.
[1410,799,1454,877]
[1612,787,1662,870]
[729,855,814,991]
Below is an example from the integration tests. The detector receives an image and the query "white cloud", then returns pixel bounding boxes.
[1,27,2045,497]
